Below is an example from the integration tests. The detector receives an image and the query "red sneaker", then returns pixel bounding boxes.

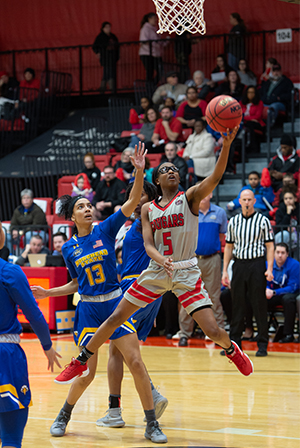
[54,358,90,384]
[226,341,254,376]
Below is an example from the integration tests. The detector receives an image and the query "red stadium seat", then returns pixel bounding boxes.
[146,153,162,167]
[34,197,53,215]
[121,130,139,137]
[182,128,193,141]
[94,154,110,172]
[57,176,76,197]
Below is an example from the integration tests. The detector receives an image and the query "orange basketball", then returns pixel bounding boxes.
[205,95,243,133]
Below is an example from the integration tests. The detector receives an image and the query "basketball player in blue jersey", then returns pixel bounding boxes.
[96,181,168,429]
[31,144,168,443]
[55,126,254,385]
[0,221,61,448]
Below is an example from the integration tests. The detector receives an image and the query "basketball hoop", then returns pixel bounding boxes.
[152,0,206,35]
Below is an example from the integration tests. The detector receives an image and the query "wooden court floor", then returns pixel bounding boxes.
[19,335,300,448]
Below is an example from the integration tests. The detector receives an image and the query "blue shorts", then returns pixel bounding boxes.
[121,277,163,342]
[0,343,31,413]
[74,294,136,347]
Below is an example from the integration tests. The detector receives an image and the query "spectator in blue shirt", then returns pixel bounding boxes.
[266,242,300,343]
[174,190,227,346]
[227,171,274,216]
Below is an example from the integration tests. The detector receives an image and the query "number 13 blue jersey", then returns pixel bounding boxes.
[62,210,127,296]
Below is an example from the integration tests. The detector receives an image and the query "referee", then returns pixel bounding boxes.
[222,189,274,357]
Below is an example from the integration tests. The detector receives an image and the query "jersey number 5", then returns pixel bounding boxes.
[85,264,106,286]
[163,231,173,256]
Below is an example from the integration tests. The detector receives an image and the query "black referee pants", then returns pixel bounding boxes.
[230,257,268,350]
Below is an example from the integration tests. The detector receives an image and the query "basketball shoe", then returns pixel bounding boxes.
[50,410,70,437]
[143,387,168,422]
[226,341,254,376]
[54,358,89,384]
[144,421,168,443]
[96,408,125,428]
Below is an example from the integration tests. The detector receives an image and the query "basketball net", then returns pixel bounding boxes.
[152,0,206,35]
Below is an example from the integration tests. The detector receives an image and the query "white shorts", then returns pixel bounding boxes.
[124,260,212,315]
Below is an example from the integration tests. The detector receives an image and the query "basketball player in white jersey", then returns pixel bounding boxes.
[55,126,253,390]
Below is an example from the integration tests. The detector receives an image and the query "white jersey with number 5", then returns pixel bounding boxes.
[149,191,198,262]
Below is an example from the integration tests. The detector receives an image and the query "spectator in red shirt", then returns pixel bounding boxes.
[176,86,207,129]
[19,68,40,103]
[149,106,183,153]
[240,86,265,153]
[19,68,40,91]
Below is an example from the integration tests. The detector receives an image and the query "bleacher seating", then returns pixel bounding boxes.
[57,176,76,197]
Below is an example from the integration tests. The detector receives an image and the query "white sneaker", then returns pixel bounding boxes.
[172,332,181,340]
[96,408,125,428]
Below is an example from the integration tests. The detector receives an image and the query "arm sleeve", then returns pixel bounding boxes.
[172,118,183,135]
[262,186,275,204]
[110,181,126,209]
[194,134,215,159]
[100,209,128,240]
[263,217,275,242]
[10,209,19,227]
[220,209,228,234]
[225,218,234,243]
[153,120,161,136]
[199,100,207,116]
[176,102,186,118]
[183,136,192,158]
[62,246,77,279]
[277,261,300,295]
[15,255,26,266]
[32,206,47,225]
[4,264,52,350]
[244,102,264,122]
[232,192,241,209]
[152,86,164,104]
[275,206,290,226]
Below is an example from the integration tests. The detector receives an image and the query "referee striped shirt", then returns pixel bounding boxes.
[226,212,274,260]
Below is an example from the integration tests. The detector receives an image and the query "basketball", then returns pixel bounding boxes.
[205,95,243,133]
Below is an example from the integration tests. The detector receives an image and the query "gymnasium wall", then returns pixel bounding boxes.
[0,0,299,51]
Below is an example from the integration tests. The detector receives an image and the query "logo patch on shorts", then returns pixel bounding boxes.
[21,385,29,395]
[73,248,83,257]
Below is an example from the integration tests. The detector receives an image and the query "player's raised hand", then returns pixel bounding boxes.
[130,141,147,171]
[31,285,48,299]
[163,257,174,278]
[221,126,239,145]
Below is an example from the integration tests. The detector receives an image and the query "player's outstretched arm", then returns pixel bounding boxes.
[31,278,79,299]
[186,127,238,214]
[121,142,147,218]
[141,202,174,277]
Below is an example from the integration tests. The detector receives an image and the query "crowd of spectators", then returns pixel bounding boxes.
[2,11,299,345]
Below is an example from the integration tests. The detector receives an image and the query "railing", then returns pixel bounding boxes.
[0,71,72,159]
[274,225,300,261]
[4,224,51,256]
[1,29,299,96]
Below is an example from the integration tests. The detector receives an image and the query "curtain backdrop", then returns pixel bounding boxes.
[0,0,299,51]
